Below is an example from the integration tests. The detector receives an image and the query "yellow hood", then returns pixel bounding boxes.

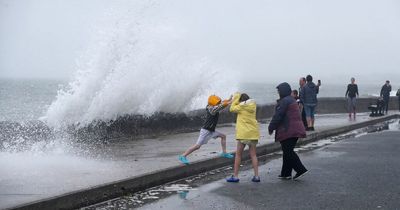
[229,93,260,140]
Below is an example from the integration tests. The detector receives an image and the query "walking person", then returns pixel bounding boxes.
[380,80,392,114]
[269,82,308,180]
[396,88,400,112]
[178,95,234,165]
[345,77,359,119]
[226,93,260,183]
[300,75,320,131]
[298,77,307,128]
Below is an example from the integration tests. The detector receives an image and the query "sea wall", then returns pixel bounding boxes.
[1,97,398,144]
[69,96,399,141]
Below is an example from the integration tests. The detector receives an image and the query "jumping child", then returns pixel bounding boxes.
[178,95,233,165]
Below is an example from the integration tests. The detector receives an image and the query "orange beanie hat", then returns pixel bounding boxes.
[208,95,221,106]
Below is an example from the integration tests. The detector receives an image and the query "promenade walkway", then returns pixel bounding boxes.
[0,112,397,209]
[134,127,400,210]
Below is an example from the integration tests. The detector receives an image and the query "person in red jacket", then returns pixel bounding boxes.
[268,82,308,180]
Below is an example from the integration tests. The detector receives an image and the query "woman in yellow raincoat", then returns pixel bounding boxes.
[226,92,260,182]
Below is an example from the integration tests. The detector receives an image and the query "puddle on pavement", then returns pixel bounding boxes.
[82,119,400,210]
[82,166,233,210]
[293,119,400,154]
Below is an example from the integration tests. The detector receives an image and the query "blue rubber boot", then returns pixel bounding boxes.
[178,155,190,165]
[220,153,234,159]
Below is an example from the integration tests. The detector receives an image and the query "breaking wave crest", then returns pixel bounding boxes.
[43,3,237,128]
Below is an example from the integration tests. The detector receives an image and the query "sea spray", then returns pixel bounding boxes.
[44,3,237,128]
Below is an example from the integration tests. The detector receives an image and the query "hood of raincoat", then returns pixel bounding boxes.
[277,82,292,99]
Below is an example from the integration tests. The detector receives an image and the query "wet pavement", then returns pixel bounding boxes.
[91,121,400,210]
[0,112,397,209]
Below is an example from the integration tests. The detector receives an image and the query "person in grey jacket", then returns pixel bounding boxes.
[299,75,320,131]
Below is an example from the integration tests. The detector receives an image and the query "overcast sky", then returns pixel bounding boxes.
[1,0,399,84]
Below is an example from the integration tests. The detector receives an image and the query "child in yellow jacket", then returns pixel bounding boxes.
[226,93,260,182]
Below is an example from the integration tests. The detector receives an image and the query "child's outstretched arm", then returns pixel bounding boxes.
[208,95,233,115]
[208,103,225,115]
[222,95,233,106]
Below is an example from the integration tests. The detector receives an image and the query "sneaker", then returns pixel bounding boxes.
[293,170,308,180]
[278,175,292,180]
[226,175,240,183]
[310,127,315,131]
[251,176,260,182]
[178,155,190,165]
[220,152,234,159]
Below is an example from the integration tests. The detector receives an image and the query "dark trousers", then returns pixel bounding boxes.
[301,108,307,127]
[280,137,307,176]
[398,97,400,111]
[383,97,389,113]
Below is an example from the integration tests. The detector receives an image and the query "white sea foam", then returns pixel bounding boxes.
[43,3,237,128]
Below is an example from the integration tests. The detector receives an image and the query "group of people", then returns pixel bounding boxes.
[179,75,320,182]
[297,75,320,130]
[178,76,400,183]
[345,79,400,118]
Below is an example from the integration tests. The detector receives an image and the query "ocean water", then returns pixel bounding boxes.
[0,78,66,122]
[0,78,395,124]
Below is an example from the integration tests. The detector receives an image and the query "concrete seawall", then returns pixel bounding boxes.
[73,97,400,141]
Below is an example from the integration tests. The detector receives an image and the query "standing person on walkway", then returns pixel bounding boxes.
[380,80,392,114]
[345,77,359,119]
[396,88,400,112]
[226,93,260,183]
[269,82,308,180]
[178,95,234,165]
[291,89,299,101]
[298,77,307,128]
[300,75,320,131]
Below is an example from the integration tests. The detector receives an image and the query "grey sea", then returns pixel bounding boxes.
[0,78,393,123]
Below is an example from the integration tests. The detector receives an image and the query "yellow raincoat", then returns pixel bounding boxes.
[229,93,260,140]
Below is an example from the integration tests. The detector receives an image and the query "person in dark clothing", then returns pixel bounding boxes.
[179,95,233,165]
[299,75,320,131]
[269,82,308,180]
[291,89,299,101]
[298,77,308,128]
[396,88,400,112]
[380,80,392,114]
[345,77,359,119]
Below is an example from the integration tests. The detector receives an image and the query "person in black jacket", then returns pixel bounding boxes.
[380,80,392,114]
[396,88,400,111]
[345,77,359,119]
